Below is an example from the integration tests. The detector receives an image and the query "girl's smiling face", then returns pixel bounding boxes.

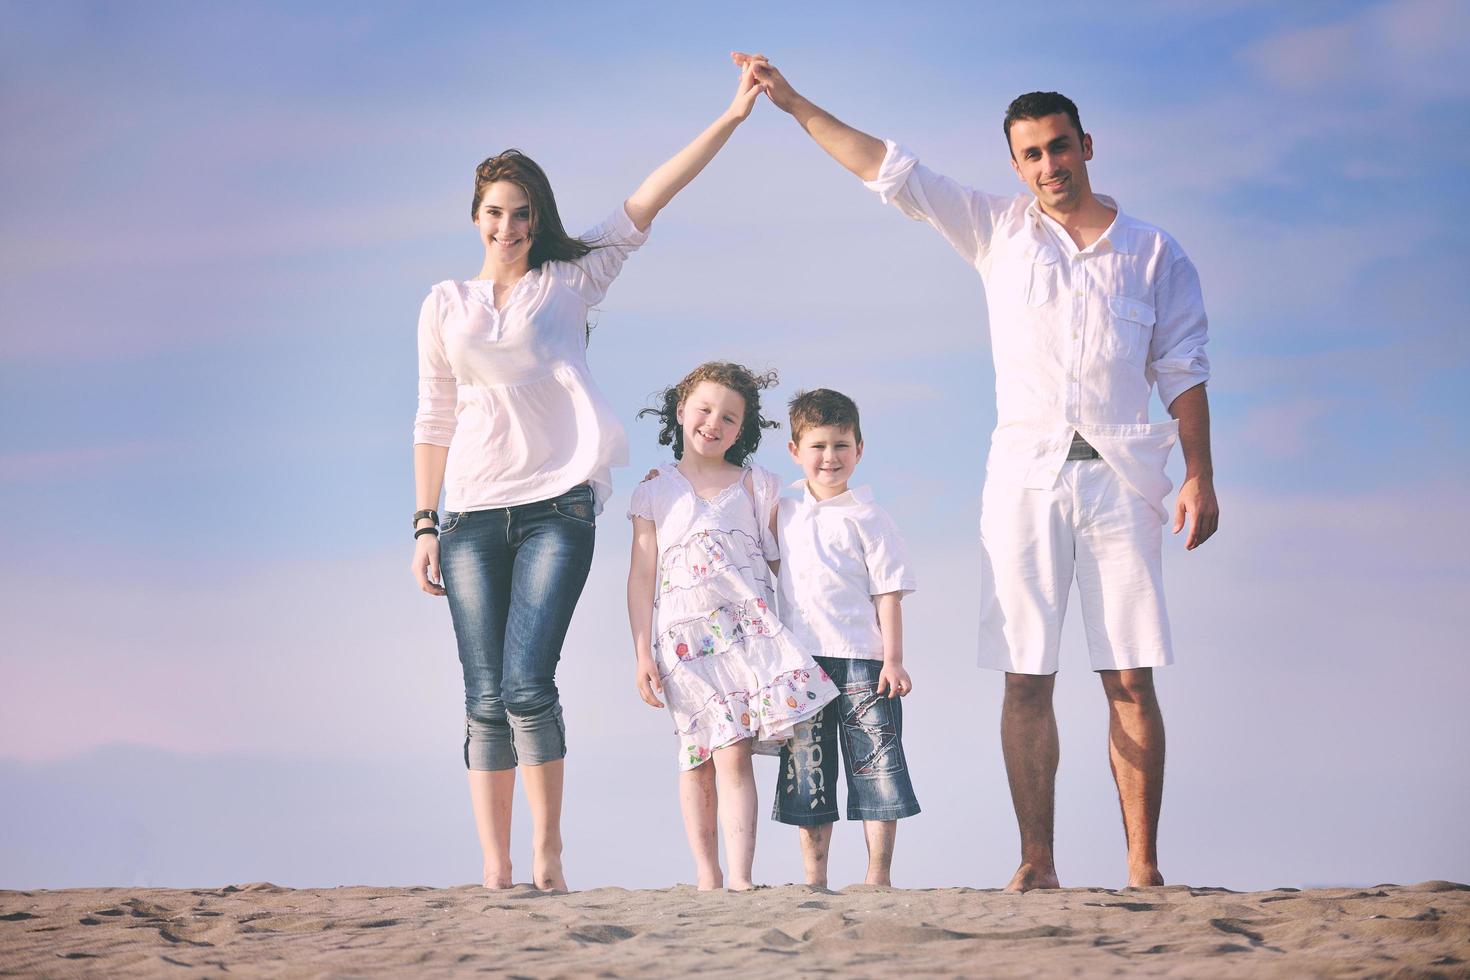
[677,381,746,462]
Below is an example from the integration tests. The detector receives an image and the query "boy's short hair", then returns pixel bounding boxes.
[788,388,862,446]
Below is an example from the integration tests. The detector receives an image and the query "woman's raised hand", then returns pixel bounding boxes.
[731,51,798,113]
[726,56,762,123]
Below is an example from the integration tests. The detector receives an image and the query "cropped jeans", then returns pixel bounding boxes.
[438,483,596,771]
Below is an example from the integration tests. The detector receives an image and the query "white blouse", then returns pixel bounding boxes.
[413,206,649,514]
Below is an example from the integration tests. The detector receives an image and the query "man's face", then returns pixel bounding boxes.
[1008,113,1093,213]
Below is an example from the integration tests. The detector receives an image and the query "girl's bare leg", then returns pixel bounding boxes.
[467,769,515,889]
[713,739,758,890]
[679,760,723,890]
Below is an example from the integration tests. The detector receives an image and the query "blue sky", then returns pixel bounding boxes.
[2,0,1467,890]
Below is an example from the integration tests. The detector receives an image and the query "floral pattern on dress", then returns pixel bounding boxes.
[632,463,840,770]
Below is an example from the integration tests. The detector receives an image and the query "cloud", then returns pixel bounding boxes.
[1241,0,1470,98]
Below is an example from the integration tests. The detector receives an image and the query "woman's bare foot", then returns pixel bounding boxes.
[532,851,567,892]
[1003,862,1060,893]
[483,863,514,890]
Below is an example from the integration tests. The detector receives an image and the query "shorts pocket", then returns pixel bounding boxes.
[840,685,903,778]
[1105,294,1156,359]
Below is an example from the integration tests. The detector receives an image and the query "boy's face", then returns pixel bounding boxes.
[789,424,863,498]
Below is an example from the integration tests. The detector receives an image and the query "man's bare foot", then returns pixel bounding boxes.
[1126,866,1165,888]
[1003,862,1060,893]
[806,877,829,888]
[483,864,513,890]
[532,852,567,892]
[865,872,893,887]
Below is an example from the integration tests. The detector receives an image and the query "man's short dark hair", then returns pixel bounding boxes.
[788,388,862,446]
[1003,92,1084,155]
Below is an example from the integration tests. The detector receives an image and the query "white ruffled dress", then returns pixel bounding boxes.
[629,463,840,770]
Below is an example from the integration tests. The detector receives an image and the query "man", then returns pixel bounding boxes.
[736,52,1218,891]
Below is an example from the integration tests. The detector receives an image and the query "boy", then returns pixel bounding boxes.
[772,388,919,887]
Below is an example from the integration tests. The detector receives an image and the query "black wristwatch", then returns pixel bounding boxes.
[413,508,439,529]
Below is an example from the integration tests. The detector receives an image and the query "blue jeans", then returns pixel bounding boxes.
[438,483,596,771]
[774,656,921,824]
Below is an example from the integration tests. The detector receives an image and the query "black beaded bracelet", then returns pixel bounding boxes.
[414,526,439,539]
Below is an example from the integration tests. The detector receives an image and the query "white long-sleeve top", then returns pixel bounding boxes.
[413,206,648,514]
[864,142,1211,520]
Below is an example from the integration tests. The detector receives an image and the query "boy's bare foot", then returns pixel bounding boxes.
[1003,862,1060,892]
[864,872,893,887]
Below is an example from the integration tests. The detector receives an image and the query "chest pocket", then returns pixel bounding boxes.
[1025,243,1060,307]
[1104,294,1155,360]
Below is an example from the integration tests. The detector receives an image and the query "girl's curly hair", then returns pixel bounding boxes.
[638,361,781,467]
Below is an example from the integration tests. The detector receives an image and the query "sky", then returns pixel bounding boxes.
[2,0,1468,892]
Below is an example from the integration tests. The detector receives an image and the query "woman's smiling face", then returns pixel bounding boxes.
[475,181,533,266]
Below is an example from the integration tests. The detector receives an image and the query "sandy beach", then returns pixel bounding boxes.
[2,880,1466,978]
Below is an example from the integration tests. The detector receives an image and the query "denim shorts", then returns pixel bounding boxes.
[773,656,920,824]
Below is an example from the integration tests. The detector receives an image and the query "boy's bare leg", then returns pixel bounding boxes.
[862,819,897,886]
[798,823,835,887]
[1100,668,1166,887]
[467,769,515,889]
[519,759,567,891]
[1001,672,1061,892]
[713,739,758,890]
[679,760,723,890]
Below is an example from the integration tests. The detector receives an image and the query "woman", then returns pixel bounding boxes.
[411,61,761,891]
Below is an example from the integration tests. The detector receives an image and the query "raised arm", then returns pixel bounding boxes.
[733,52,885,181]
[623,61,761,232]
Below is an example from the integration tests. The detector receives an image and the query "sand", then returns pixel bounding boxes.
[2,880,1467,978]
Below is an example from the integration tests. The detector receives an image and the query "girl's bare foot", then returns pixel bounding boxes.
[696,871,724,892]
[727,879,756,892]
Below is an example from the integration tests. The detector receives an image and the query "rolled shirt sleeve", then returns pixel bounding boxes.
[1148,250,1212,412]
[413,287,457,447]
[859,507,917,598]
[562,204,651,307]
[863,139,1006,269]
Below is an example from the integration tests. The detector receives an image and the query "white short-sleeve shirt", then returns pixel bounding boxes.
[775,481,916,661]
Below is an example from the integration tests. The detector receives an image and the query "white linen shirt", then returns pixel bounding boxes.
[413,206,648,514]
[864,142,1211,520]
[776,481,916,661]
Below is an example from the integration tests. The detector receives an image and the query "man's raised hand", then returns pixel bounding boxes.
[731,51,799,112]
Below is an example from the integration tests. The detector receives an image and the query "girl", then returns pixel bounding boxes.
[410,64,763,892]
[626,362,840,890]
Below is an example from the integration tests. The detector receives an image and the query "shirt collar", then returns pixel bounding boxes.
[1025,193,1136,256]
[790,479,874,507]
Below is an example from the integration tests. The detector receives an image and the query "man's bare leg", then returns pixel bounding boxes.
[679,761,723,890]
[862,820,897,886]
[798,823,835,887]
[520,759,567,891]
[1100,668,1166,887]
[467,769,515,889]
[1001,672,1061,891]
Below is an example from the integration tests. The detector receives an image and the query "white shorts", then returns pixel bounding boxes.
[977,459,1173,675]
